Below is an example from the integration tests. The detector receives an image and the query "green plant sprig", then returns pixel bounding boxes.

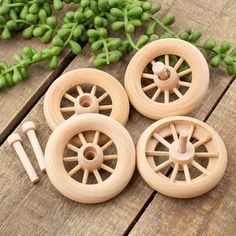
[0,0,235,90]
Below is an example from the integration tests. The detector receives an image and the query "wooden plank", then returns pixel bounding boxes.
[0,4,77,143]
[129,80,236,236]
[0,0,235,235]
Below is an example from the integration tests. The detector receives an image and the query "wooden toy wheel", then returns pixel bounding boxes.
[45,114,135,203]
[44,68,129,142]
[137,116,227,198]
[125,39,209,119]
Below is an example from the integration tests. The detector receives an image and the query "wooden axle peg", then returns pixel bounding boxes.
[152,62,169,80]
[7,133,39,184]
[21,121,46,173]
[178,130,188,153]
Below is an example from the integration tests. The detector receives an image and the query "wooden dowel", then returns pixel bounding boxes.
[22,121,46,173]
[152,62,169,80]
[8,133,39,184]
[178,130,188,153]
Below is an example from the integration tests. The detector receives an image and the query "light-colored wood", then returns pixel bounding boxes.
[0,0,235,233]
[21,121,46,173]
[44,68,129,131]
[130,79,236,236]
[137,116,227,198]
[45,114,135,203]
[125,38,209,119]
[7,133,39,184]
[178,130,188,153]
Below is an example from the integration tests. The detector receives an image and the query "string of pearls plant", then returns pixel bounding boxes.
[0,0,235,90]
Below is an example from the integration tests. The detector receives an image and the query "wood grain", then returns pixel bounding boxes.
[129,80,236,236]
[0,0,235,235]
[0,4,77,143]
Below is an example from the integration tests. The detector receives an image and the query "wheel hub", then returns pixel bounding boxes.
[74,93,99,114]
[152,62,179,91]
[78,143,104,171]
[169,140,195,165]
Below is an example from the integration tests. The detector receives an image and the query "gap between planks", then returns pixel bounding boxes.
[0,51,79,147]
[124,74,236,235]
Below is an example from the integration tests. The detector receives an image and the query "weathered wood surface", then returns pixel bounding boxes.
[0,0,235,235]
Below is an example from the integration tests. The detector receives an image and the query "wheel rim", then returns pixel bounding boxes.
[125,39,209,119]
[44,68,129,130]
[137,116,227,198]
[45,114,135,203]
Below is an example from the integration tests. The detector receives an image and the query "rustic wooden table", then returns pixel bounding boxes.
[0,0,235,235]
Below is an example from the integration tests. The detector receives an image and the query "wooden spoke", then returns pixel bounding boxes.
[174,57,184,71]
[164,90,169,103]
[142,73,155,80]
[195,152,218,158]
[60,106,75,112]
[165,54,169,66]
[187,124,195,141]
[67,143,80,153]
[178,81,191,88]
[64,93,76,103]
[151,60,156,65]
[63,156,78,162]
[99,105,113,111]
[192,160,210,175]
[193,135,212,148]
[82,169,89,184]
[145,151,169,157]
[170,163,179,182]
[151,88,162,101]
[76,85,83,95]
[100,163,114,173]
[170,123,178,141]
[78,132,86,145]
[93,131,100,144]
[93,169,102,183]
[68,164,81,176]
[178,68,192,77]
[97,92,109,103]
[153,159,172,172]
[183,164,191,183]
[143,83,157,92]
[153,133,171,149]
[103,154,118,160]
[101,139,113,151]
[90,85,97,95]
[172,87,183,98]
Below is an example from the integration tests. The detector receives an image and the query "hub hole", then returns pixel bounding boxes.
[83,147,97,161]
[79,95,93,108]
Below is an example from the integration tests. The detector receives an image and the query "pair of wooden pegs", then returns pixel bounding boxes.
[7,121,45,184]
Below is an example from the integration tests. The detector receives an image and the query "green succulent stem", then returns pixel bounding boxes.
[124,7,139,51]
[151,15,177,37]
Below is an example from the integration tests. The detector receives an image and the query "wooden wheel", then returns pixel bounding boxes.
[44,68,129,143]
[137,116,227,198]
[125,39,209,119]
[45,114,135,203]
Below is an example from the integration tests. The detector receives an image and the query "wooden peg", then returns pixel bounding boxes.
[178,130,188,153]
[152,62,169,80]
[7,133,39,184]
[21,121,46,173]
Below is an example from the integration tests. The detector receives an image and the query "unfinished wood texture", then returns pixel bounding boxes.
[130,79,236,236]
[45,114,135,203]
[44,68,129,130]
[125,38,209,119]
[0,0,235,234]
[0,4,78,144]
[7,133,39,184]
[137,116,227,198]
[21,121,46,173]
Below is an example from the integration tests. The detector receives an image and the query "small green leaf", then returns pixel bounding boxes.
[49,56,58,69]
[69,41,81,54]
[211,55,221,67]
